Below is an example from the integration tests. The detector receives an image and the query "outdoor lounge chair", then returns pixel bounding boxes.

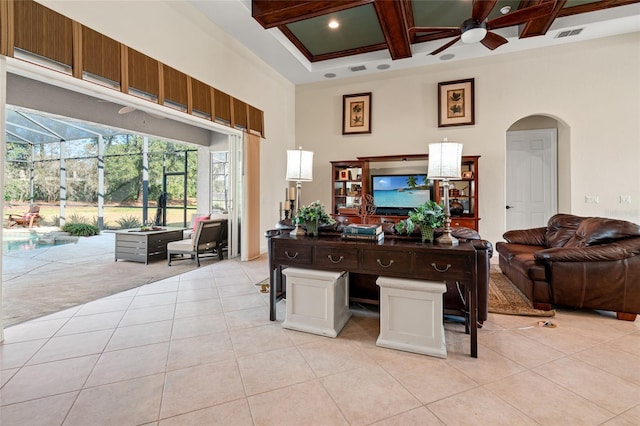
[167,219,226,266]
[7,205,41,228]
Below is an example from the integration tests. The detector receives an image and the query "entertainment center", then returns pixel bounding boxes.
[330,154,480,230]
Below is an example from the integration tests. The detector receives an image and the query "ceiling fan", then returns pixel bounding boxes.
[409,0,557,55]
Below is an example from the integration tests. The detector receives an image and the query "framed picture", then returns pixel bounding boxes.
[438,78,475,127]
[462,171,474,179]
[342,92,371,134]
[339,170,349,180]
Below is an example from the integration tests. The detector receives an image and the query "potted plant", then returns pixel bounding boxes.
[395,200,445,243]
[295,201,335,237]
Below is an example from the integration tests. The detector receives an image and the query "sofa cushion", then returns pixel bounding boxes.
[545,214,584,247]
[564,217,640,247]
[193,215,211,233]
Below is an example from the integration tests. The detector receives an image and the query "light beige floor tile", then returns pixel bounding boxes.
[2,318,68,342]
[297,338,377,378]
[167,331,235,371]
[0,338,46,369]
[64,374,164,426]
[282,326,334,346]
[480,329,566,367]
[0,355,98,405]
[428,387,537,425]
[0,391,78,426]
[170,312,228,340]
[217,283,259,298]
[30,305,82,322]
[0,367,18,387]
[137,279,180,295]
[601,404,640,425]
[573,344,640,386]
[485,370,612,425]
[27,329,112,365]
[174,298,223,319]
[229,323,294,357]
[237,346,316,395]
[445,344,525,384]
[535,356,640,414]
[607,332,640,357]
[55,310,125,336]
[223,305,272,330]
[75,296,133,316]
[160,359,246,419]
[86,342,170,387]
[220,293,266,312]
[159,399,254,425]
[129,292,178,309]
[119,304,176,327]
[321,365,421,425]
[106,320,173,351]
[248,380,348,426]
[371,406,445,425]
[178,278,217,291]
[374,348,478,404]
[176,287,219,303]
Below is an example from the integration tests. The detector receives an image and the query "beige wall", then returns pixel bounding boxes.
[296,33,640,245]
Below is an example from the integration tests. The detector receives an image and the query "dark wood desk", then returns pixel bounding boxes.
[267,233,486,358]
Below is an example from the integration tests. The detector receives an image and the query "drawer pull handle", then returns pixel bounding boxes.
[376,259,395,268]
[284,251,299,259]
[327,255,344,264]
[431,263,451,273]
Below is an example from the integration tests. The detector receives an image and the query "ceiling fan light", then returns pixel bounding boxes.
[461,27,487,44]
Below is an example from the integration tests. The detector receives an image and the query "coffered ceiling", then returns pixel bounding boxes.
[191,0,640,84]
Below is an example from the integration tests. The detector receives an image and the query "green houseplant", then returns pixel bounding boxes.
[295,201,335,237]
[395,200,445,243]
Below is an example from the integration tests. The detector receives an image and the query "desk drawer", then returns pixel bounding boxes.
[273,245,313,265]
[314,247,358,270]
[414,253,471,282]
[361,250,412,274]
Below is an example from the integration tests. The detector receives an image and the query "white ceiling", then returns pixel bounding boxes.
[190,0,640,85]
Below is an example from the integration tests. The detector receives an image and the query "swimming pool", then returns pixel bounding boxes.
[2,231,77,253]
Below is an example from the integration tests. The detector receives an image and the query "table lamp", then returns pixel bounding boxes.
[286,147,314,236]
[428,139,463,245]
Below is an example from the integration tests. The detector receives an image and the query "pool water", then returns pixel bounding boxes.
[2,231,76,253]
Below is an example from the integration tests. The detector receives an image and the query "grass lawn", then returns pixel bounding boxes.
[4,203,197,229]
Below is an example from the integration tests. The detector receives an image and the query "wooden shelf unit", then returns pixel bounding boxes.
[330,155,480,231]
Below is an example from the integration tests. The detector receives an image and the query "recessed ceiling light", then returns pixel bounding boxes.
[500,6,511,14]
[439,53,455,61]
[324,73,336,78]
[328,19,339,29]
[377,64,390,70]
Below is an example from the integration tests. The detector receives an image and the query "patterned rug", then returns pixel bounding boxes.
[489,266,555,317]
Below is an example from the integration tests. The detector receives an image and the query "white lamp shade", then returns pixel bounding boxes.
[428,142,463,179]
[286,149,313,182]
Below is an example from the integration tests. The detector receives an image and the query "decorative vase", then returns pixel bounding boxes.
[305,220,319,237]
[420,225,434,243]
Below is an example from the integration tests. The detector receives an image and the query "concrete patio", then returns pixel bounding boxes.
[1,229,239,327]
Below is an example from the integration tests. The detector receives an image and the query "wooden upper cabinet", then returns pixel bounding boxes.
[82,26,120,84]
[127,48,159,100]
[191,78,212,118]
[214,89,232,125]
[249,105,264,136]
[14,0,73,67]
[162,64,188,110]
[233,98,248,130]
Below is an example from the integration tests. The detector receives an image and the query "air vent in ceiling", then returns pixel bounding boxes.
[350,65,366,72]
[556,28,583,38]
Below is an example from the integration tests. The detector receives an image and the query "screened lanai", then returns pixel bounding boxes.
[4,105,201,230]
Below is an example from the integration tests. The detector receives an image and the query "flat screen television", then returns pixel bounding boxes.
[371,174,432,216]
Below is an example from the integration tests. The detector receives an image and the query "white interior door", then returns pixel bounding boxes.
[506,129,558,231]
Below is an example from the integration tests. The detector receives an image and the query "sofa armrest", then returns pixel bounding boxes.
[503,227,547,246]
[534,238,640,263]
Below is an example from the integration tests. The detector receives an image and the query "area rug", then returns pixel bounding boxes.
[489,267,555,317]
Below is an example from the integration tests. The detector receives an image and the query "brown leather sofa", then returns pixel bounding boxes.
[496,214,640,320]
[273,219,493,325]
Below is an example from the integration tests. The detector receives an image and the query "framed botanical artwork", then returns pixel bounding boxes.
[342,92,372,134]
[438,78,475,127]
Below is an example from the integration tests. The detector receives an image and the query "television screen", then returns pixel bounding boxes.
[371,174,432,213]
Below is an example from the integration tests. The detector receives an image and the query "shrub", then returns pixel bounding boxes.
[68,213,90,224]
[116,215,141,229]
[62,222,100,236]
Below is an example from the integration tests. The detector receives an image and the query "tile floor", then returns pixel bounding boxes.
[1,254,639,425]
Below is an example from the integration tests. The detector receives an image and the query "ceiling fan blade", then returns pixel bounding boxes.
[430,36,462,56]
[481,31,508,50]
[409,26,459,34]
[487,1,556,29]
[472,0,498,23]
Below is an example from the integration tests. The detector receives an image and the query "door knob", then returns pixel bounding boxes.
[506,205,514,209]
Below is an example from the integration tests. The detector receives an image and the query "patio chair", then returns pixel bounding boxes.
[167,219,226,266]
[7,205,41,228]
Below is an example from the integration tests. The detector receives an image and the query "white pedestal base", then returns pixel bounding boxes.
[376,276,447,358]
[281,268,351,338]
